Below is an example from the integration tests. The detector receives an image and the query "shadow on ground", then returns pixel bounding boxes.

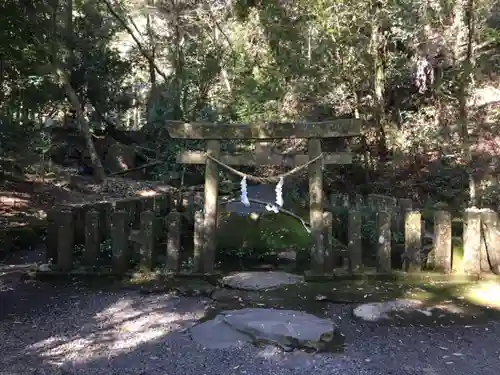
[1,278,208,375]
[2,263,500,375]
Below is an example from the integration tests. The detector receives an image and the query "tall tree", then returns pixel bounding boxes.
[370,0,389,161]
[456,0,477,205]
[55,0,106,182]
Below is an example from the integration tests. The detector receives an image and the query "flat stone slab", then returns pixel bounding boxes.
[353,299,466,323]
[190,308,344,352]
[189,314,251,349]
[221,271,303,291]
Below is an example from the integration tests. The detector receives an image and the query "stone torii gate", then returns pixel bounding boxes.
[167,120,361,273]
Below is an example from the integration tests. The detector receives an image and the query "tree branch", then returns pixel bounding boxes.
[101,0,169,82]
[107,158,164,176]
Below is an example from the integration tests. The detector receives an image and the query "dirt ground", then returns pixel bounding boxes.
[0,177,88,228]
[0,168,177,296]
[1,266,500,375]
[0,170,175,262]
[0,172,175,223]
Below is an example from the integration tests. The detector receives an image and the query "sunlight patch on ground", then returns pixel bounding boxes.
[23,294,207,365]
[471,85,500,107]
[402,281,500,310]
[138,190,158,196]
[461,281,500,309]
[0,195,29,210]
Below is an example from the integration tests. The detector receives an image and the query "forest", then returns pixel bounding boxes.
[1,0,500,223]
[3,3,500,372]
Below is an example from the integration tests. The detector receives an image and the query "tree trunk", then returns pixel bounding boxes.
[146,0,157,88]
[0,55,4,106]
[66,0,73,67]
[172,4,184,120]
[53,0,104,182]
[457,0,476,206]
[370,1,388,163]
[51,0,59,65]
[55,68,106,183]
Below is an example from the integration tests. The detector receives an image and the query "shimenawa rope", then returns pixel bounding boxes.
[206,151,324,217]
[205,152,323,184]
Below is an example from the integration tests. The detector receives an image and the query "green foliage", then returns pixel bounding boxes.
[216,212,312,265]
[72,10,133,113]
[0,0,133,129]
[1,0,500,213]
[331,206,379,247]
[330,204,407,266]
[232,0,258,21]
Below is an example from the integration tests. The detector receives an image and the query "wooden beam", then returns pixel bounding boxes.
[177,151,353,166]
[166,119,361,139]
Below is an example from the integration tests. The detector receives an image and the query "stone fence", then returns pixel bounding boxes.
[44,192,500,276]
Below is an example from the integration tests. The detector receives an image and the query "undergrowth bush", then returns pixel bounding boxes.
[216,211,312,268]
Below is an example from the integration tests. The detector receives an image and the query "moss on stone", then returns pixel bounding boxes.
[216,211,312,262]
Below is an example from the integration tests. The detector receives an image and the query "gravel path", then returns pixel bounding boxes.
[1,279,500,375]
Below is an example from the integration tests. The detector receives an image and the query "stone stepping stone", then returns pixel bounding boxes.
[189,314,251,349]
[190,308,344,352]
[221,271,303,291]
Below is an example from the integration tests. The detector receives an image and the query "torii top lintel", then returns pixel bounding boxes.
[166,119,361,140]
